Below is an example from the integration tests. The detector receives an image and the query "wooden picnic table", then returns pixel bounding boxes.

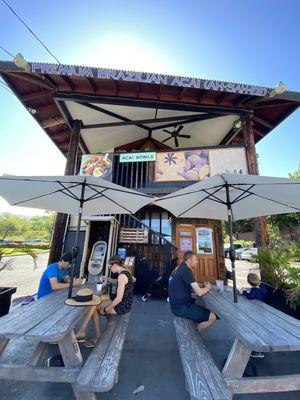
[0,284,106,400]
[202,288,300,395]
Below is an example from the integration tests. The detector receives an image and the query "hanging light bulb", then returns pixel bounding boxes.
[233,119,242,131]
[13,53,30,73]
[27,107,37,115]
[269,81,287,97]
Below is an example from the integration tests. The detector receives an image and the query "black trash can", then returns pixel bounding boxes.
[0,287,17,317]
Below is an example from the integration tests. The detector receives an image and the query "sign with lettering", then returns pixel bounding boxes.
[29,62,270,97]
[119,152,156,163]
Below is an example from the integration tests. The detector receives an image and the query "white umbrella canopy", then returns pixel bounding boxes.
[155,173,300,220]
[155,173,300,303]
[0,175,155,300]
[0,175,154,215]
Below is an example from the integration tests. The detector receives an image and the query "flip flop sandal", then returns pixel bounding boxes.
[83,339,98,348]
[76,336,86,343]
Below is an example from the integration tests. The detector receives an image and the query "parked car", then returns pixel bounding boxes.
[239,247,258,261]
[25,239,44,245]
[235,247,247,260]
[224,243,243,258]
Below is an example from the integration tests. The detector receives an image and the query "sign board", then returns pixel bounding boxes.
[30,62,270,96]
[119,228,149,244]
[155,147,247,182]
[180,238,193,252]
[119,152,156,163]
[196,227,214,255]
[80,154,113,181]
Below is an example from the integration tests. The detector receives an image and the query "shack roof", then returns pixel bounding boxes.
[1,60,299,155]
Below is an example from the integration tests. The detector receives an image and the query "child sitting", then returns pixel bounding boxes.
[240,272,268,302]
[240,272,268,359]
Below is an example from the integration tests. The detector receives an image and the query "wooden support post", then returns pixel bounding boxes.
[59,331,96,400]
[0,338,9,356]
[48,119,82,265]
[0,364,80,382]
[215,220,227,281]
[226,374,300,394]
[222,338,252,378]
[30,341,48,366]
[243,117,269,247]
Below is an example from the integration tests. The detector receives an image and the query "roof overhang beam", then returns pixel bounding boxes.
[54,93,252,116]
[82,113,218,130]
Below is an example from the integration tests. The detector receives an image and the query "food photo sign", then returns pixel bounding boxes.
[155,147,247,182]
[80,154,113,181]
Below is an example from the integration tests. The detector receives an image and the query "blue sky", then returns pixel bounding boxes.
[0,0,299,214]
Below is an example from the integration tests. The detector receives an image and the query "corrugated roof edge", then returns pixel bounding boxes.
[0,60,300,99]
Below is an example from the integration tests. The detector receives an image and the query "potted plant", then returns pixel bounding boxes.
[0,244,37,317]
[255,241,300,319]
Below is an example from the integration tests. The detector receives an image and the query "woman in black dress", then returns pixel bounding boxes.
[76,256,134,347]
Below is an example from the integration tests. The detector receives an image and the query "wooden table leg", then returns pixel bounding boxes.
[0,338,9,356]
[58,330,96,400]
[222,338,252,378]
[30,341,48,366]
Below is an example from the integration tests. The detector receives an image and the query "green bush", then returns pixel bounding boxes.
[257,242,300,309]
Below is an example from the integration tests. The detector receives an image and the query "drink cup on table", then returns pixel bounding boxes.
[215,280,224,292]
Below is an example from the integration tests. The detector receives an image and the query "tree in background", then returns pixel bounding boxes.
[27,215,54,241]
[0,213,27,240]
[267,163,300,242]
[289,163,300,179]
[0,213,54,242]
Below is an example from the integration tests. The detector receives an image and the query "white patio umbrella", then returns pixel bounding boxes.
[155,173,300,302]
[0,175,155,299]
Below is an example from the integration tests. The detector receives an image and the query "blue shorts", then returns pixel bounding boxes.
[172,303,211,323]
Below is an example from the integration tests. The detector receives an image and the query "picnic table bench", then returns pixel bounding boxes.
[173,288,300,399]
[173,316,232,400]
[75,312,131,392]
[0,284,131,399]
[202,288,300,396]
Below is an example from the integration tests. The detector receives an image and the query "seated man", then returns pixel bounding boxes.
[169,250,216,333]
[37,252,82,299]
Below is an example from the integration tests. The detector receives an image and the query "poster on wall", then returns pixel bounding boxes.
[179,237,193,252]
[196,227,214,255]
[80,154,113,181]
[209,147,248,176]
[155,150,210,182]
[155,147,247,182]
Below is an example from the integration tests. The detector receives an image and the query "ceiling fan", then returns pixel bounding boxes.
[162,125,191,147]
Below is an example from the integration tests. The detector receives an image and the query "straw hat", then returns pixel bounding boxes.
[65,288,101,306]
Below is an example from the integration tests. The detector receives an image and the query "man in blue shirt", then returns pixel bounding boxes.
[169,251,216,333]
[37,252,82,299]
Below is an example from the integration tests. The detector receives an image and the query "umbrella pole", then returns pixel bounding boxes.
[226,185,238,303]
[67,181,86,299]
